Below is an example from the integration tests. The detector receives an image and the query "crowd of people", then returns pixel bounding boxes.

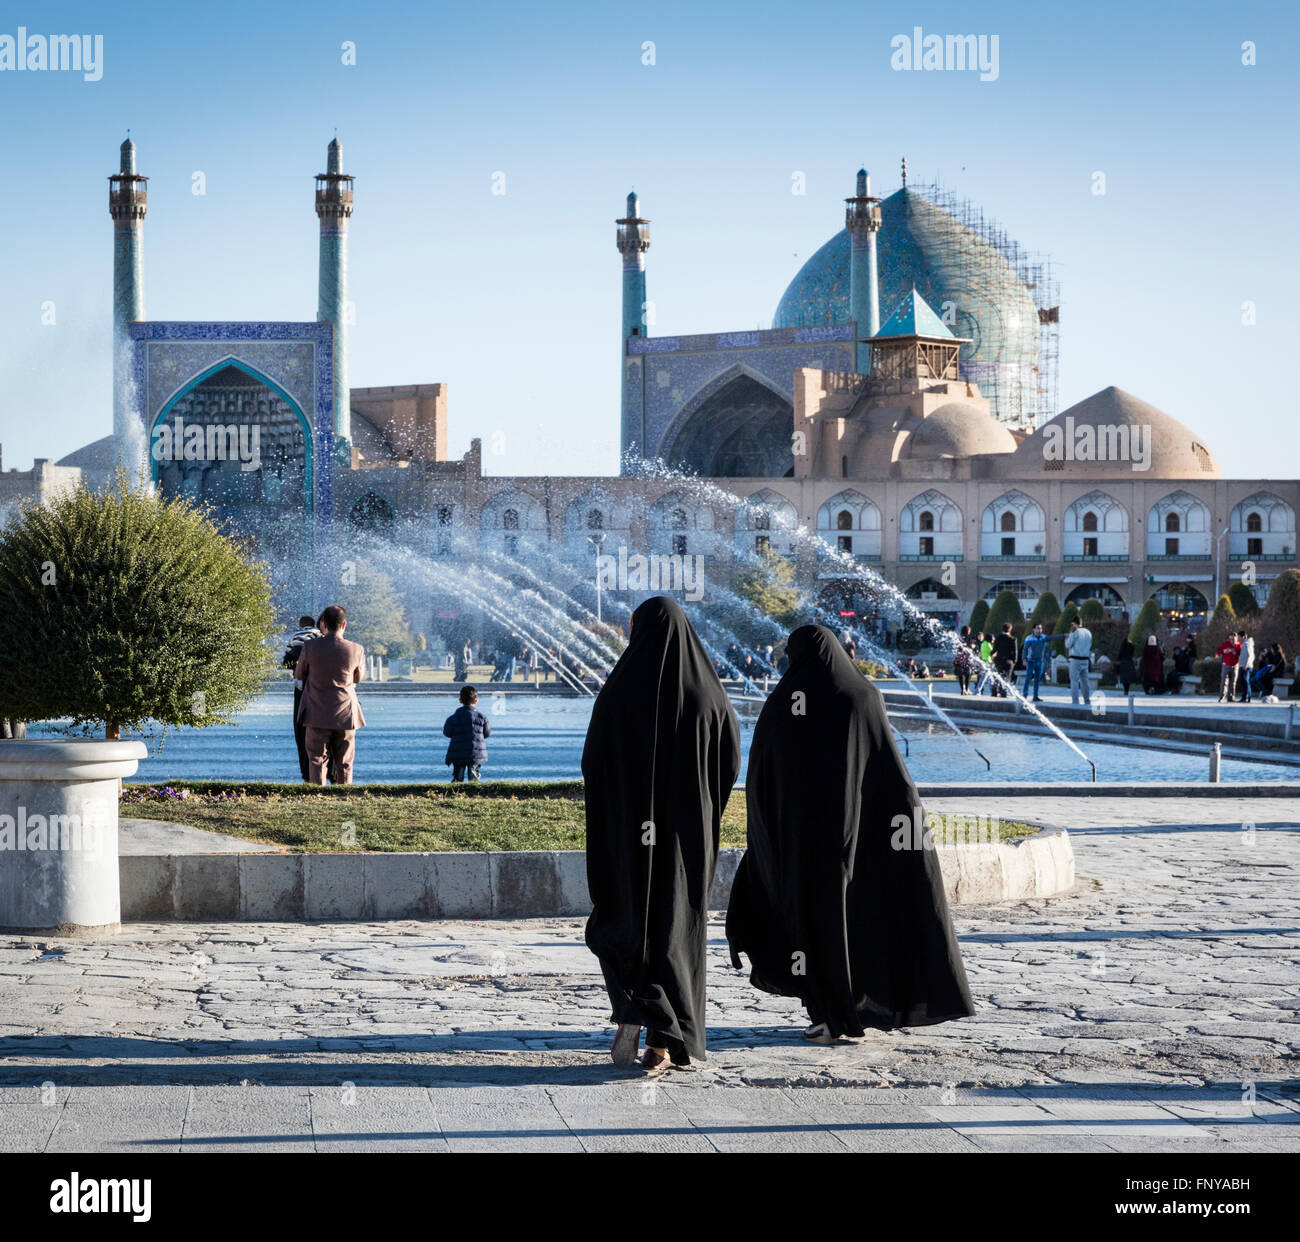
[951,618,1090,703]
[282,600,1293,790]
[720,642,782,681]
[1214,632,1289,703]
[940,619,1290,707]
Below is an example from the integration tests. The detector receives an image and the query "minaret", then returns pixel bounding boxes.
[845,167,882,372]
[109,136,147,452]
[315,137,354,450]
[615,192,650,460]
[616,192,650,344]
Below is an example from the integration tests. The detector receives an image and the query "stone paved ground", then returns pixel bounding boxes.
[0,796,1297,1152]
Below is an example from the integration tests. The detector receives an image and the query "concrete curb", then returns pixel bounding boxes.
[119,829,1074,922]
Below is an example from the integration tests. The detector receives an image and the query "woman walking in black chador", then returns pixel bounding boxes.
[727,624,975,1043]
[583,596,741,1073]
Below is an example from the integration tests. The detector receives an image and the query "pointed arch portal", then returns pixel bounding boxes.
[149,358,316,575]
[660,369,794,477]
[150,358,314,510]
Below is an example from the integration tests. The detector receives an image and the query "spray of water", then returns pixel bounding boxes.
[622,451,1095,772]
[246,454,1094,778]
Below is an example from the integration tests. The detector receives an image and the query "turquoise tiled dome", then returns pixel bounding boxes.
[774,187,1042,424]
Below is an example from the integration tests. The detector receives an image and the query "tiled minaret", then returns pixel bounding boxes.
[109,136,147,451]
[616,192,650,454]
[616,191,650,344]
[845,167,882,372]
[315,137,354,450]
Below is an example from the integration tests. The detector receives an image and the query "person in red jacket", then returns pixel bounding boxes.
[1216,635,1241,703]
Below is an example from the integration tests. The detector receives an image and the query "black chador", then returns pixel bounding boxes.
[726,624,974,1038]
[584,596,741,1066]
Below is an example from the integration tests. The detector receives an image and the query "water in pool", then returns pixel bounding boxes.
[30,693,1297,785]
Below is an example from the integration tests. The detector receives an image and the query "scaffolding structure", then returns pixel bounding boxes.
[910,180,1061,428]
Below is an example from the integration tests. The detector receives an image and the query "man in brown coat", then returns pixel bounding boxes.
[294,604,366,784]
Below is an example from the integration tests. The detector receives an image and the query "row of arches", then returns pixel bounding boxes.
[895,576,1217,621]
[345,486,1297,565]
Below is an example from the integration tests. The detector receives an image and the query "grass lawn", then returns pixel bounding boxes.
[120,781,1041,853]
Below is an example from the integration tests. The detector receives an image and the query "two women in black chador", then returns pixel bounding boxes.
[584,602,973,1071]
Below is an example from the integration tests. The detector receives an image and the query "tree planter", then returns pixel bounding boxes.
[0,739,146,935]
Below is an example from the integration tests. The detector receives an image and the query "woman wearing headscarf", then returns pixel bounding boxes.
[726,624,974,1042]
[1140,634,1165,694]
[584,596,742,1072]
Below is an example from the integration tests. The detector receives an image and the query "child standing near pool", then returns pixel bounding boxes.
[443,685,492,781]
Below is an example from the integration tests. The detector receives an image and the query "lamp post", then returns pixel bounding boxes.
[588,532,606,624]
[1214,524,1229,603]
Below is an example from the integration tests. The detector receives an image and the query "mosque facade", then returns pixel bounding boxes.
[1,138,1295,640]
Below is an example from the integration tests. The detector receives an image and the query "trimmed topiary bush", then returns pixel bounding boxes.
[967,599,989,635]
[1128,598,1168,649]
[0,478,275,739]
[1199,593,1237,656]
[1048,601,1079,652]
[1078,597,1106,623]
[1027,591,1061,630]
[1227,581,1261,618]
[985,589,1025,635]
[1088,618,1130,663]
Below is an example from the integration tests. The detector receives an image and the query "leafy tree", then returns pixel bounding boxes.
[967,599,989,635]
[1078,597,1106,623]
[1027,591,1062,629]
[1227,581,1260,618]
[0,478,274,738]
[734,548,801,629]
[337,564,415,656]
[986,589,1025,633]
[1262,568,1300,655]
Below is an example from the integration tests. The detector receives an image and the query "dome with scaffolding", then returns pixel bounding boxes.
[774,183,1057,430]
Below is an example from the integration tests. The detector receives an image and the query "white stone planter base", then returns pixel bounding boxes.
[0,739,145,935]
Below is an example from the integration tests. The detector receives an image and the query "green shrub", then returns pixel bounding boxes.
[1046,601,1079,653]
[1088,618,1130,662]
[1128,598,1168,648]
[1199,594,1237,655]
[1193,657,1221,695]
[986,589,1025,634]
[854,659,890,680]
[967,599,989,635]
[0,477,275,738]
[1027,591,1062,629]
[1227,581,1261,618]
[1053,601,1079,633]
[1079,597,1106,623]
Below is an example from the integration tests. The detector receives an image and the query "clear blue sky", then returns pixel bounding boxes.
[1,0,1296,478]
